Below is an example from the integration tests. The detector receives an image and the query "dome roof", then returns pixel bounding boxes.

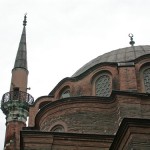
[72,45,150,77]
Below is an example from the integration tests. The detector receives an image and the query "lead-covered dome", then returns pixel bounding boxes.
[72,45,150,77]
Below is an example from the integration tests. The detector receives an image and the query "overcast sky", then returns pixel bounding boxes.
[0,0,150,149]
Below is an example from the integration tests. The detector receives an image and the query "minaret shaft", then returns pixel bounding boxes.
[10,68,28,92]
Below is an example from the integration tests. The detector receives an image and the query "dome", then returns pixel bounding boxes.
[72,45,150,77]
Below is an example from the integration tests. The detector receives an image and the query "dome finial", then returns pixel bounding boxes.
[128,33,135,46]
[23,13,27,26]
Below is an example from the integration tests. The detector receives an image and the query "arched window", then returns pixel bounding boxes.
[60,88,70,99]
[143,68,150,93]
[51,125,65,132]
[95,73,111,97]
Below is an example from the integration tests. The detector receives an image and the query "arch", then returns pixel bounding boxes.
[49,121,67,132]
[51,125,65,132]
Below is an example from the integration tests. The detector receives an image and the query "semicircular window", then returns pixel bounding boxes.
[51,125,65,132]
[143,68,150,93]
[95,73,111,97]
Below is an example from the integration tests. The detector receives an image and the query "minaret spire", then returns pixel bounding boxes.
[14,14,28,70]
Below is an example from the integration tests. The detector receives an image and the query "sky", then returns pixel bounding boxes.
[0,0,150,149]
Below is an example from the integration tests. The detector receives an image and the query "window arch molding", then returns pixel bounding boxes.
[139,63,150,93]
[91,70,112,97]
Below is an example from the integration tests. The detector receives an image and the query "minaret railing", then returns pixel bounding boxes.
[1,91,34,105]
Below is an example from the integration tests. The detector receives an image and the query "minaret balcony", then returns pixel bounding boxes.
[1,91,34,122]
[1,91,34,106]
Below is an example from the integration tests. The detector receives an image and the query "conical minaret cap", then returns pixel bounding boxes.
[14,15,28,70]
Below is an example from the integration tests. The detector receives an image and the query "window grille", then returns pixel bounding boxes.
[143,68,150,93]
[95,74,111,97]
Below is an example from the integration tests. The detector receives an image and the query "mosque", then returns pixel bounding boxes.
[1,15,150,150]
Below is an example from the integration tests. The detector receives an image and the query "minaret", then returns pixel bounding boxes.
[1,15,34,150]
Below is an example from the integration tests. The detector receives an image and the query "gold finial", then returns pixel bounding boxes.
[23,13,27,26]
[128,33,135,46]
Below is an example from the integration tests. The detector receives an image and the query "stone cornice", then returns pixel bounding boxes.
[109,118,150,150]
